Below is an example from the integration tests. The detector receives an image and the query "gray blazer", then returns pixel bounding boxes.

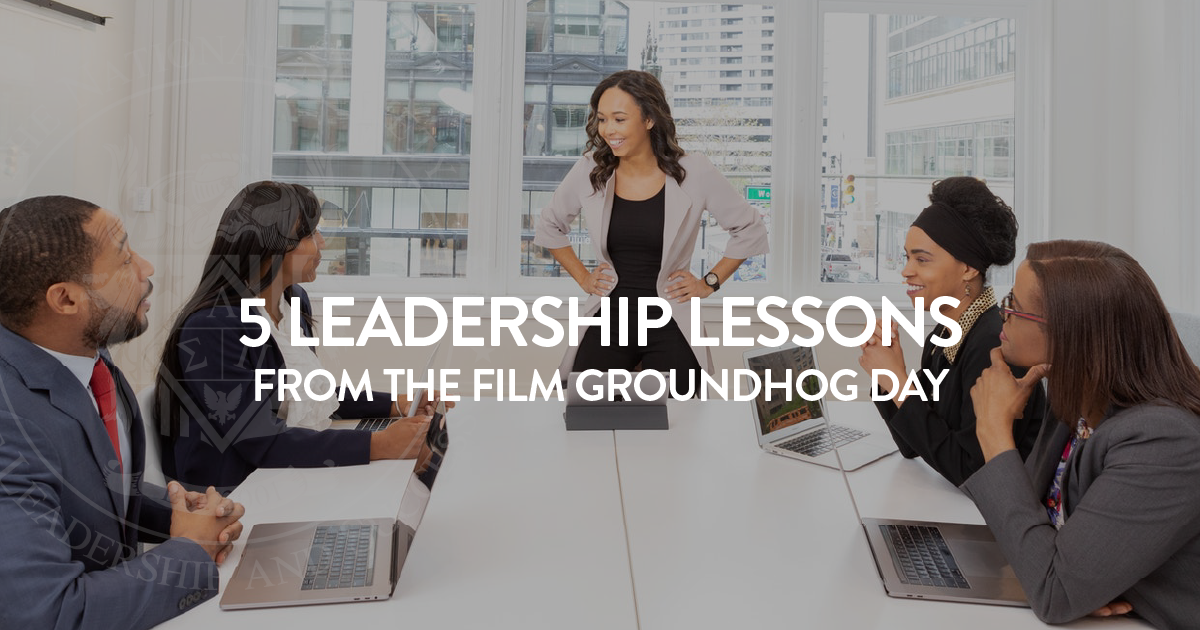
[962,401,1200,629]
[534,153,769,373]
[0,324,217,629]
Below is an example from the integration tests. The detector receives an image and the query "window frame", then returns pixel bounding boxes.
[243,0,1049,307]
[801,0,1049,304]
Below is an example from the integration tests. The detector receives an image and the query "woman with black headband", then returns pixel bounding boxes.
[859,177,1045,486]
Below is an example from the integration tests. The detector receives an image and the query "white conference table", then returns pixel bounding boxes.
[164,398,1146,629]
[616,399,1144,629]
[160,401,638,629]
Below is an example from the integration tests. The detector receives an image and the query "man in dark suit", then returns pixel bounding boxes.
[0,196,246,629]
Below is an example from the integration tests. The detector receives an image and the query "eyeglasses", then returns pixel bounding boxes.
[999,291,1047,324]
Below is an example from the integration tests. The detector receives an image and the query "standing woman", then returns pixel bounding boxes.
[534,70,768,387]
[966,240,1200,627]
[157,182,429,492]
[859,177,1044,486]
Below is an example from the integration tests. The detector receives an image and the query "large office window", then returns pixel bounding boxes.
[253,2,1044,297]
[383,4,474,156]
[273,2,475,279]
[520,2,774,285]
[275,1,355,152]
[886,17,1015,98]
[821,13,1018,285]
[883,119,1014,178]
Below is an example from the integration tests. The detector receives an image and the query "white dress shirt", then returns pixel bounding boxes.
[266,298,339,430]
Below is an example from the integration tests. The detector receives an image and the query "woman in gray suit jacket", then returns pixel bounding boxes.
[964,239,1200,628]
[534,70,768,390]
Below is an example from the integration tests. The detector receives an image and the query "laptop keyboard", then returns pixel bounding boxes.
[301,524,377,591]
[777,424,867,457]
[355,417,394,432]
[882,524,970,589]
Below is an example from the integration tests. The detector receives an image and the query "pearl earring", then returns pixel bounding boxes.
[964,285,971,298]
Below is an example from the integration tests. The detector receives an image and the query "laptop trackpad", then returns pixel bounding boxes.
[952,540,1016,579]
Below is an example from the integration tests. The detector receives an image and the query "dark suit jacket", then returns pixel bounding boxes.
[0,324,216,630]
[874,306,1045,486]
[162,286,388,492]
[963,402,1200,628]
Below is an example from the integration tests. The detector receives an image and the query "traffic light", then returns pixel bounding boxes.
[843,174,855,205]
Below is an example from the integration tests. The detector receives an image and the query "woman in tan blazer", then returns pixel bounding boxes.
[534,70,768,388]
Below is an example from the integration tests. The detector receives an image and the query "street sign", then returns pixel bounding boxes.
[830,184,840,210]
[746,186,771,201]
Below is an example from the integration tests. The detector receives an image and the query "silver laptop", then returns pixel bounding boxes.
[825,409,1028,606]
[354,341,446,432]
[563,370,669,430]
[742,343,896,470]
[220,401,450,609]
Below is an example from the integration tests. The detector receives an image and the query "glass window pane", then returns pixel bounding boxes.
[331,7,354,35]
[525,84,547,101]
[396,188,422,227]
[388,3,475,53]
[370,188,395,229]
[554,85,595,103]
[387,80,411,100]
[328,78,351,98]
[383,101,411,152]
[325,99,350,151]
[821,13,1017,285]
[368,237,413,277]
[280,8,325,26]
[273,2,476,279]
[274,2,353,154]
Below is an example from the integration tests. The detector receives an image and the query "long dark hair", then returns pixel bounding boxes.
[156,181,322,442]
[584,70,687,193]
[1026,240,1200,423]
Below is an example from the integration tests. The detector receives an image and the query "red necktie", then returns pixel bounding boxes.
[89,359,123,472]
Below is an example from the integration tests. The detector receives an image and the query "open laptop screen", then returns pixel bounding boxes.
[745,345,826,439]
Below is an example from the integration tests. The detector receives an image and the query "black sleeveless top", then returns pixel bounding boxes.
[607,185,666,294]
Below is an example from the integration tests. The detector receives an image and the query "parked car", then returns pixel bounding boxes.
[821,253,860,282]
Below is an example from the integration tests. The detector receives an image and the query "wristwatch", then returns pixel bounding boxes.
[703,272,721,292]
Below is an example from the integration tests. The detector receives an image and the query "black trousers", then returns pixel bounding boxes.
[572,293,702,394]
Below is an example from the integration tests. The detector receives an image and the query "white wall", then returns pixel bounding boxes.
[102,0,252,388]
[0,0,137,209]
[1050,0,1199,312]
[0,0,252,389]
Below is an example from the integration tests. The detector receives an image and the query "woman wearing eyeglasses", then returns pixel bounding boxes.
[965,240,1200,627]
[859,177,1044,486]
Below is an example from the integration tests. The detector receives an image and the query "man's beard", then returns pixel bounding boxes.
[83,282,152,348]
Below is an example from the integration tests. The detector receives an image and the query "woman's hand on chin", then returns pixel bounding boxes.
[971,348,1049,461]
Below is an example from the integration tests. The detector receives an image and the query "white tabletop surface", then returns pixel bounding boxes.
[614,398,1147,629]
[160,399,637,629]
[160,398,1147,629]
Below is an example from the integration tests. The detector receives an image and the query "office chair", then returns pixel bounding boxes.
[135,385,168,488]
[1170,311,1200,367]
